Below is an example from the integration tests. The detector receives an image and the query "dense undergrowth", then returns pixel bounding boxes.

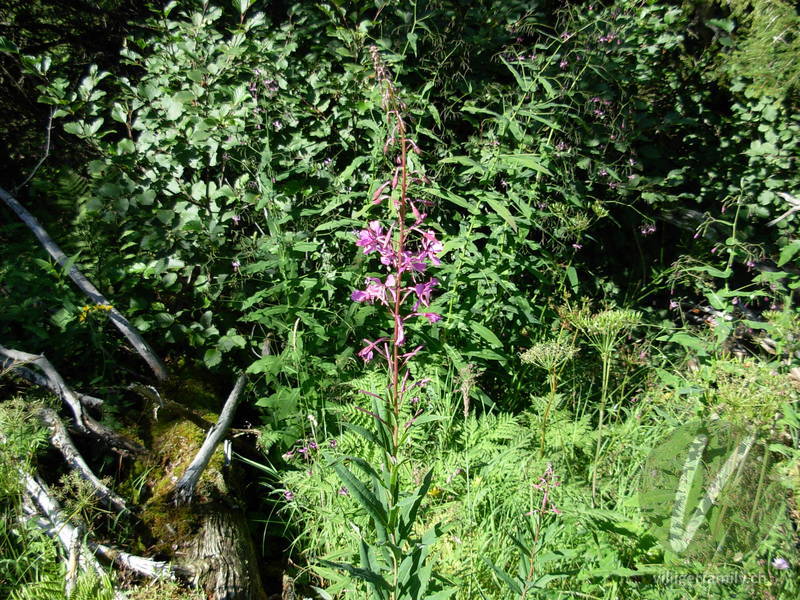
[1,0,800,598]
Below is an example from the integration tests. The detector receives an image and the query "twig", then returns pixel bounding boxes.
[21,472,107,578]
[2,356,103,407]
[129,382,214,431]
[767,192,800,227]
[89,541,191,581]
[21,472,187,588]
[14,107,55,192]
[38,407,130,514]
[173,337,270,503]
[0,346,143,454]
[0,186,168,381]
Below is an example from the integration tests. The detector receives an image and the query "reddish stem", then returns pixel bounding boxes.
[391,124,408,454]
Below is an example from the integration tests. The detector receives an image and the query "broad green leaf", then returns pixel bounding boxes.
[470,322,503,348]
[204,349,222,368]
[246,355,283,375]
[656,332,708,355]
[778,240,800,267]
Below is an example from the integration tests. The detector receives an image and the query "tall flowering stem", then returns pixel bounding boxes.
[351,46,443,456]
[335,46,446,600]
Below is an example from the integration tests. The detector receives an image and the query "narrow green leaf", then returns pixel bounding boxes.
[499,154,552,176]
[483,195,517,231]
[481,557,522,595]
[566,265,579,292]
[332,463,388,527]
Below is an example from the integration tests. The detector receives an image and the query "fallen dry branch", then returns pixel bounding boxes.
[129,382,214,432]
[2,356,103,407]
[89,541,191,582]
[21,471,186,589]
[0,346,142,455]
[173,373,246,503]
[21,472,107,579]
[38,407,130,514]
[0,185,168,382]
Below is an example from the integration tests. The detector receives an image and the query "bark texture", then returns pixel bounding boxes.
[184,509,268,600]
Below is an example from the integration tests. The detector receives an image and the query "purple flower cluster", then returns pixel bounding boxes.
[526,463,562,516]
[283,438,336,462]
[598,33,618,44]
[351,210,443,360]
[640,223,657,236]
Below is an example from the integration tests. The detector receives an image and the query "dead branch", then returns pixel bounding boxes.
[14,107,54,192]
[38,407,130,514]
[0,346,143,455]
[65,525,82,597]
[0,185,168,382]
[173,373,246,504]
[2,356,103,407]
[21,472,187,587]
[89,541,192,581]
[129,382,214,431]
[21,472,108,579]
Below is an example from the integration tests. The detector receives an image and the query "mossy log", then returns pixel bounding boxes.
[138,404,268,600]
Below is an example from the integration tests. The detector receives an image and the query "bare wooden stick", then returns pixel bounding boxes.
[65,525,81,598]
[21,473,108,579]
[22,473,185,587]
[173,373,247,504]
[14,107,54,192]
[38,408,129,514]
[0,346,143,454]
[2,357,103,407]
[89,541,191,581]
[0,185,168,381]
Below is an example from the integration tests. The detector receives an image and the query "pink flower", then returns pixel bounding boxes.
[772,557,790,570]
[419,312,442,323]
[394,314,406,346]
[356,221,388,255]
[372,181,391,204]
[358,338,387,362]
[412,278,438,308]
[351,277,391,305]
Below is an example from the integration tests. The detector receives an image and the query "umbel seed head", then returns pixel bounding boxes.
[521,340,578,371]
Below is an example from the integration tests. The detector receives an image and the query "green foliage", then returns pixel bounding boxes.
[3,1,800,598]
[709,0,800,99]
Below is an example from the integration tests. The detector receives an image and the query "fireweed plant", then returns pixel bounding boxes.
[485,464,564,600]
[323,46,449,600]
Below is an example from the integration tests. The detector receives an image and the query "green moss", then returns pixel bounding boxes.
[137,411,229,552]
[160,364,221,414]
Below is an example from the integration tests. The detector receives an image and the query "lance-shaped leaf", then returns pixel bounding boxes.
[332,462,388,529]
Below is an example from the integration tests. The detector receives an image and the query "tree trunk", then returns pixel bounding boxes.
[185,509,268,600]
[138,402,268,600]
